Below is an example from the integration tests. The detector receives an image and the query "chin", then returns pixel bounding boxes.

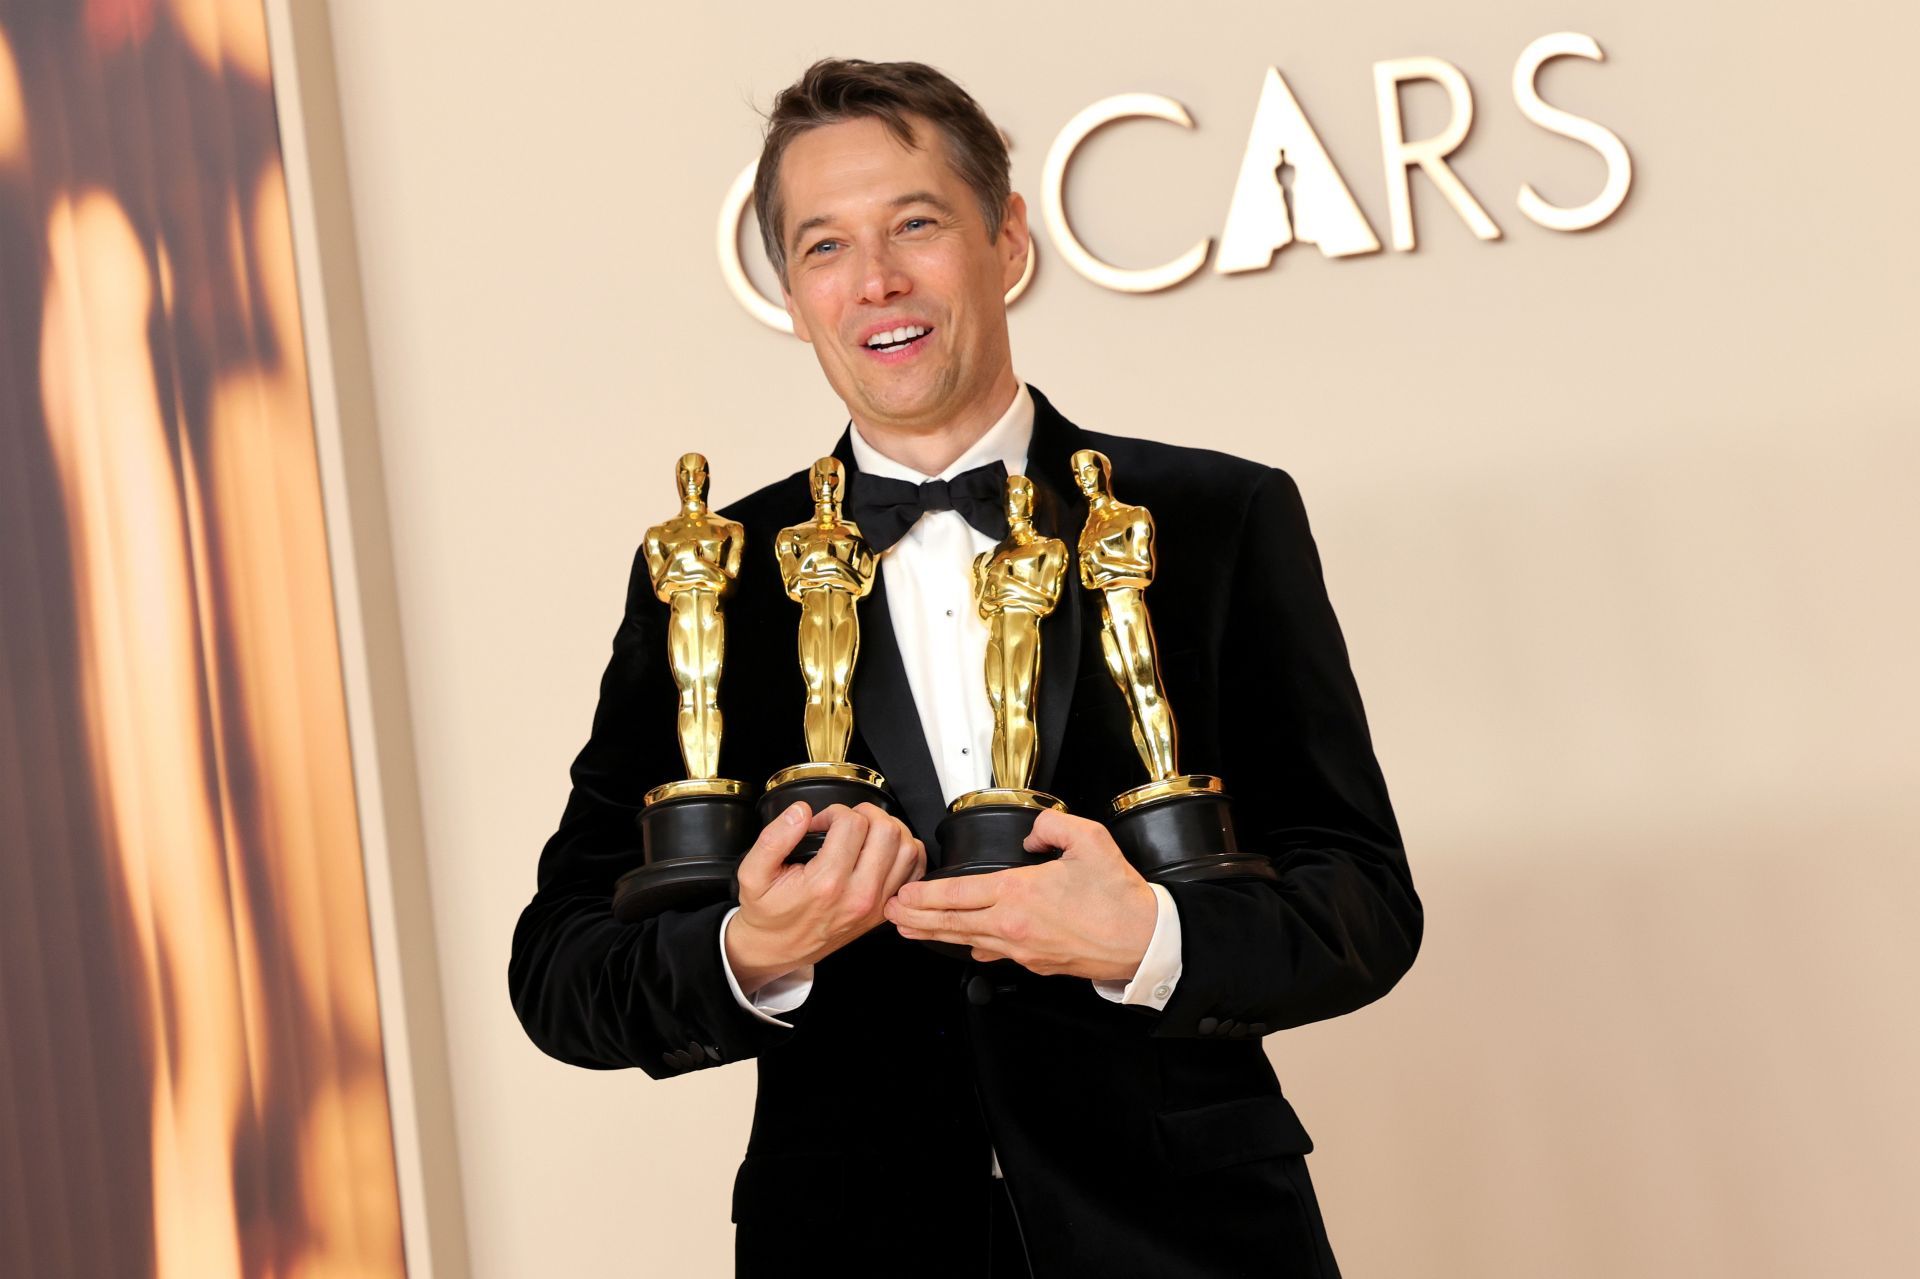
[854,380,954,426]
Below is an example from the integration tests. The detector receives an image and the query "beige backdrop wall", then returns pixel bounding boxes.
[312,1,1919,1275]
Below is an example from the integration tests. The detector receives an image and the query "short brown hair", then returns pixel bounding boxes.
[753,59,1012,285]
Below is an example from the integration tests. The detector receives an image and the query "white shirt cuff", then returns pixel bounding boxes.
[1092,883,1182,1011]
[719,905,813,1028]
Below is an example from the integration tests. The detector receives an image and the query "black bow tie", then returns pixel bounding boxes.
[846,460,1011,553]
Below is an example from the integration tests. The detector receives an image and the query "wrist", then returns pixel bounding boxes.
[724,913,799,994]
[1115,879,1158,979]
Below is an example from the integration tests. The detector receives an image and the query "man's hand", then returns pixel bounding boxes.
[725,801,926,993]
[884,809,1156,981]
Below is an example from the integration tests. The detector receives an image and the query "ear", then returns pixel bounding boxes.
[997,191,1032,293]
[781,285,813,345]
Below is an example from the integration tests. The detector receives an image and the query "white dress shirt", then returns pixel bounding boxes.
[717,382,1184,1032]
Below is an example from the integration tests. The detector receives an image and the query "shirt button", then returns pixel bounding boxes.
[1153,985,1170,1000]
[945,609,954,617]
[960,747,969,755]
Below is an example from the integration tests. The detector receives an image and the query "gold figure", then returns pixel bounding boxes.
[643,453,747,802]
[775,458,878,768]
[973,476,1068,791]
[1072,449,1223,811]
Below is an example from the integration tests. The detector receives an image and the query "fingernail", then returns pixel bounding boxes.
[785,803,805,825]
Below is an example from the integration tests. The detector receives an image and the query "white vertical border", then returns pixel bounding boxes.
[259,1,470,1275]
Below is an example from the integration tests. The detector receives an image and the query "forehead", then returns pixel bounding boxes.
[779,115,963,225]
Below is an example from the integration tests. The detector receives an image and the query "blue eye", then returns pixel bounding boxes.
[903,218,932,231]
[808,240,839,256]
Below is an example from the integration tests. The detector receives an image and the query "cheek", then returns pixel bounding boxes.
[793,286,841,344]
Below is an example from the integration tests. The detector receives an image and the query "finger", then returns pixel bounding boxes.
[808,804,871,882]
[888,902,998,937]
[844,805,905,913]
[736,801,810,895]
[895,869,1003,911]
[970,946,1011,964]
[1024,807,1107,857]
[892,921,998,949]
[878,837,925,904]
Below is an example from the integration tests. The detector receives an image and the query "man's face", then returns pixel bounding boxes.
[776,114,1029,433]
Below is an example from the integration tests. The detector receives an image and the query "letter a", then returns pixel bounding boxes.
[1216,67,1380,274]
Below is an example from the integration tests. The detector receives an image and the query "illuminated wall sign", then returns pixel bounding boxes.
[719,32,1631,331]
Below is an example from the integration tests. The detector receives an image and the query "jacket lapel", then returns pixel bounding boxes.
[831,430,950,848]
[1022,386,1087,796]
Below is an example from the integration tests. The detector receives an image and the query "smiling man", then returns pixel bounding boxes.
[511,58,1422,1279]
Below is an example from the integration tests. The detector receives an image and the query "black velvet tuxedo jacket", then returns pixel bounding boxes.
[509,386,1422,1278]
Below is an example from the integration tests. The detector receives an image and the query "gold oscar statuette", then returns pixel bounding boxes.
[1071,449,1275,885]
[758,457,901,858]
[645,452,747,802]
[929,475,1070,883]
[614,453,761,922]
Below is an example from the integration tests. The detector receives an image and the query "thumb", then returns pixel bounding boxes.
[1023,807,1102,858]
[737,801,810,896]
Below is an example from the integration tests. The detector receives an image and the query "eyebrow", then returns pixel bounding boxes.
[788,191,959,255]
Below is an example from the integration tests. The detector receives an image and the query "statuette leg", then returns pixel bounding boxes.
[667,589,724,779]
[1101,587,1177,781]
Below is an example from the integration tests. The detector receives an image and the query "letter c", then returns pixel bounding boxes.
[1041,94,1210,294]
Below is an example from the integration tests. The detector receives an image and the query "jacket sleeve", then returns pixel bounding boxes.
[1152,467,1422,1039]
[508,547,803,1077]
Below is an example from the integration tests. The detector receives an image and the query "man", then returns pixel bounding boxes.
[510,58,1422,1278]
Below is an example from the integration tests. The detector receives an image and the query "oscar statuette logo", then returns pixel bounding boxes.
[928,474,1070,884]
[756,458,903,858]
[1072,449,1278,884]
[613,454,759,921]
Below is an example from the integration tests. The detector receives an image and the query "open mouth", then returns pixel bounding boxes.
[864,324,934,356]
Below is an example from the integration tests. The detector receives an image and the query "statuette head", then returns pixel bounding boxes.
[1070,448,1112,499]
[810,457,845,508]
[676,452,710,503]
[1006,474,1036,528]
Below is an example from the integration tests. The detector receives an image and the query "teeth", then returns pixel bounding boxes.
[867,325,928,348]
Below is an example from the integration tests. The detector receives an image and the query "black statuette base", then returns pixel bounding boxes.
[918,802,1062,961]
[1108,790,1277,886]
[757,774,900,863]
[613,790,756,922]
[930,804,1061,880]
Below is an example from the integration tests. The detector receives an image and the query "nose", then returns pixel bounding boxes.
[855,238,911,306]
